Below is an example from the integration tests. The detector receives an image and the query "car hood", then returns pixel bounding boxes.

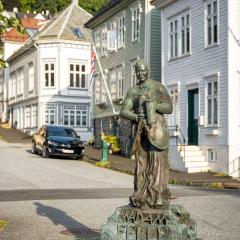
[48,136,82,145]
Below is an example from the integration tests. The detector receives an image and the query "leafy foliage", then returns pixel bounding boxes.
[0,0,25,68]
[16,0,109,15]
[79,0,109,15]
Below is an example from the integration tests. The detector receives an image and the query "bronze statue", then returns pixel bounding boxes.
[120,60,173,209]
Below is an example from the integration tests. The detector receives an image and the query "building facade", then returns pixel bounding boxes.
[85,0,162,153]
[152,0,240,177]
[3,1,93,141]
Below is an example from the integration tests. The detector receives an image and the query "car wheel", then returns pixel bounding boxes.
[32,141,37,154]
[42,145,49,158]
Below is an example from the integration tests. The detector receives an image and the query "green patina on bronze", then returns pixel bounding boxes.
[101,60,197,239]
[120,60,173,209]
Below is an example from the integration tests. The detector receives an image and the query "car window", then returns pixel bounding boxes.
[47,127,78,137]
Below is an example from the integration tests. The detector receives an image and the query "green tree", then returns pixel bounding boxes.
[79,0,109,15]
[0,0,24,67]
[18,0,109,15]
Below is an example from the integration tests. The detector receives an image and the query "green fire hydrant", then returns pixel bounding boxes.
[96,132,110,167]
[101,138,108,161]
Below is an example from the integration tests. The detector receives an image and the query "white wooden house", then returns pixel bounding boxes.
[4,0,93,141]
[152,0,240,177]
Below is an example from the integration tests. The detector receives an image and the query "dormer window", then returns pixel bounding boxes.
[72,28,84,38]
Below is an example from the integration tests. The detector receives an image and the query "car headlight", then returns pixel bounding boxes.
[48,141,59,147]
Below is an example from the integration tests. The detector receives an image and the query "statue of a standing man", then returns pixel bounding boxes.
[120,60,173,209]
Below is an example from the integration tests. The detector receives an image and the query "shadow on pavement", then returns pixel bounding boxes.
[34,202,100,240]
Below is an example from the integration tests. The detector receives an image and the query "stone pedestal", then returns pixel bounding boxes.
[101,205,197,240]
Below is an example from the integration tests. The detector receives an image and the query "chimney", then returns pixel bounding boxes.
[42,11,44,15]
[33,10,37,14]
[45,10,50,16]
[13,7,18,13]
[26,10,30,14]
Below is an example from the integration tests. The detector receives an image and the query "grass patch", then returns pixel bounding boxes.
[0,135,8,142]
[208,182,224,189]
[214,172,229,177]
[0,220,8,231]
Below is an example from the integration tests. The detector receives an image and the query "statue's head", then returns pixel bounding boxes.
[135,60,149,83]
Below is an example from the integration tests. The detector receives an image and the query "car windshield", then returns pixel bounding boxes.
[47,127,78,137]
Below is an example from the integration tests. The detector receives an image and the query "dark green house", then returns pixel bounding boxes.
[85,0,161,154]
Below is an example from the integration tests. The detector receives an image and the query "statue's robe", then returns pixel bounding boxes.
[120,79,173,208]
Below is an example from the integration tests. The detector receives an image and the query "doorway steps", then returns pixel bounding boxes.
[179,145,210,173]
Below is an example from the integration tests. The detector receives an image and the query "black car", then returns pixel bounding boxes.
[32,125,85,159]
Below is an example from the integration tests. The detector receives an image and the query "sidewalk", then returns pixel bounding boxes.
[84,145,240,189]
[0,124,239,189]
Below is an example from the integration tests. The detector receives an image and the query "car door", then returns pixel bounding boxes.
[36,127,46,151]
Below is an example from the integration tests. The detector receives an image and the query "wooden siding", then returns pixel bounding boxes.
[228,0,240,146]
[161,0,228,146]
[150,8,162,81]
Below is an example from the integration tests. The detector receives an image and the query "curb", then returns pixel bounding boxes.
[84,156,240,190]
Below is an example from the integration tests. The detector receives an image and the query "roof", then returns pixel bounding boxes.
[6,2,92,62]
[3,16,46,43]
[85,0,135,29]
[36,3,92,41]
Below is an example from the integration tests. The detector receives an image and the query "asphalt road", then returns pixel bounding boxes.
[0,141,239,240]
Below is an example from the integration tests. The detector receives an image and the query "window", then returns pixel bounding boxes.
[207,80,218,125]
[44,62,55,87]
[110,69,117,99]
[101,74,107,103]
[132,5,140,41]
[208,149,217,161]
[69,63,87,89]
[17,68,24,95]
[44,104,55,125]
[117,67,124,98]
[180,14,190,55]
[63,105,88,127]
[0,75,3,94]
[95,30,101,54]
[9,72,16,98]
[31,105,37,128]
[169,11,190,59]
[25,106,31,128]
[29,62,34,92]
[102,27,108,56]
[118,15,125,48]
[167,87,179,126]
[130,59,138,87]
[72,27,84,38]
[205,0,218,46]
[95,74,101,104]
[108,21,117,51]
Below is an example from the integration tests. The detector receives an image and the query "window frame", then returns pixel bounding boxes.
[131,4,141,42]
[168,10,191,60]
[117,66,124,99]
[43,60,55,88]
[28,62,34,92]
[44,104,56,125]
[117,14,125,48]
[17,67,24,96]
[208,149,217,162]
[205,0,219,48]
[69,62,87,89]
[94,73,101,104]
[206,76,218,126]
[167,84,179,126]
[63,104,88,127]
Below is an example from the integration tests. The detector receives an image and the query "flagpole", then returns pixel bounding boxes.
[92,43,116,115]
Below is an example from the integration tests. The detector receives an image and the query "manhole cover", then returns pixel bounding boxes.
[60,228,100,239]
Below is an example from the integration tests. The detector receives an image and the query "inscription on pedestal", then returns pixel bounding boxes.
[101,205,197,240]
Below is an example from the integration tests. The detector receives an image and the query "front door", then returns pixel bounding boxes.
[188,89,199,145]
